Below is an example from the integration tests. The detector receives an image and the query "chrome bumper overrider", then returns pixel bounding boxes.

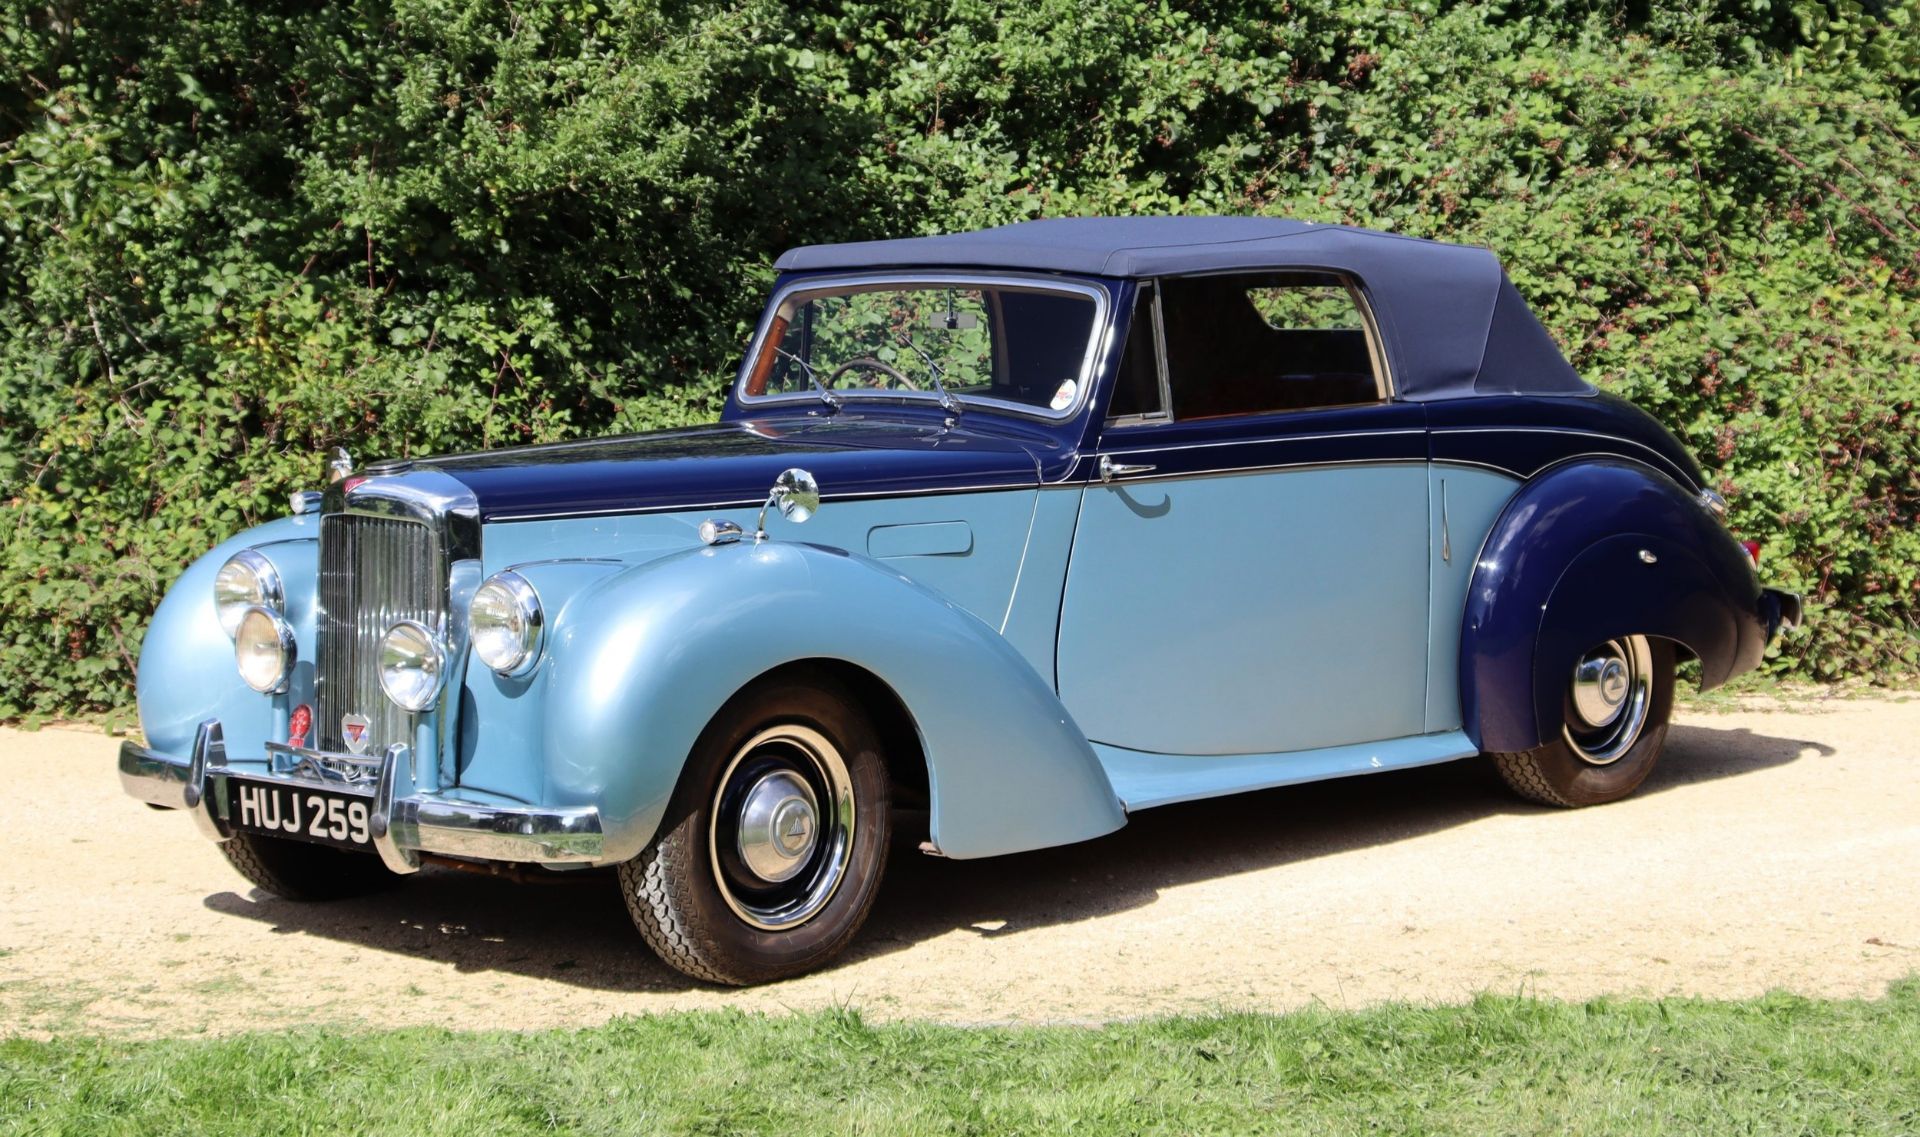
[118,719,603,873]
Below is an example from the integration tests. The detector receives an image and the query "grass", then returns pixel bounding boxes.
[4,982,1918,1136]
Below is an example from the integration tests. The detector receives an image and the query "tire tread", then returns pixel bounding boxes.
[217,831,394,901]
[619,827,736,986]
[1490,749,1580,808]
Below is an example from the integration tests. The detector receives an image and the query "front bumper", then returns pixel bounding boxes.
[119,719,603,873]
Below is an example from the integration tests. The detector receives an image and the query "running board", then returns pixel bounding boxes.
[1094,731,1479,812]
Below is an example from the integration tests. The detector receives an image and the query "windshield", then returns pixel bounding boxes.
[741,279,1104,416]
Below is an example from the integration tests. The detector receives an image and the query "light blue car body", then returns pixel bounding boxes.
[137,456,1525,863]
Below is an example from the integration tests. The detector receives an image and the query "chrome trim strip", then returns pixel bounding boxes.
[118,728,605,866]
[481,480,1045,523]
[1100,428,1427,453]
[1084,457,1430,485]
[1432,427,1695,486]
[483,429,1671,523]
[735,271,1112,421]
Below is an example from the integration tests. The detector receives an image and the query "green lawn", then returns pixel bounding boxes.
[4,982,1917,1136]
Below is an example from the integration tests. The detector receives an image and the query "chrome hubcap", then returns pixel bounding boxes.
[1571,656,1630,727]
[709,725,855,931]
[1564,636,1654,766]
[736,771,819,884]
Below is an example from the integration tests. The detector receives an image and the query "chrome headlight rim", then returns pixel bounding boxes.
[214,549,285,638]
[377,619,447,713]
[469,570,544,678]
[234,605,296,694]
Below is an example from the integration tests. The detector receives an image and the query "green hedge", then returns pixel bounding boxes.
[2,0,1917,718]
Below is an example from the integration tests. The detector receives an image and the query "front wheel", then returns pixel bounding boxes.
[217,831,399,901]
[1491,635,1675,807]
[618,676,892,985]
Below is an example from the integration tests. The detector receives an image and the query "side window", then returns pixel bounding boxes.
[1106,290,1164,421]
[1157,272,1385,420]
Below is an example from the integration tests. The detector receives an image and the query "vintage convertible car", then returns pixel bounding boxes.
[119,217,1799,984]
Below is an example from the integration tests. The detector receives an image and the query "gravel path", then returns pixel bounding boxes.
[3,697,1915,1038]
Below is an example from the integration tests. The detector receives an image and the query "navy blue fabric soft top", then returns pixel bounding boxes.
[773,217,1592,402]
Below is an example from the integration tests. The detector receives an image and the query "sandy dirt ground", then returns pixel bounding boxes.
[2,697,1916,1039]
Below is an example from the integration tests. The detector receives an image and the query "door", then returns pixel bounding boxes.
[1055,273,1432,757]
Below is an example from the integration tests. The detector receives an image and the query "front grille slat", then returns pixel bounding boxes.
[316,514,446,754]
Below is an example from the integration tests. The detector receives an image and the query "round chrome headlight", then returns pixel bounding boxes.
[377,620,445,712]
[234,606,296,694]
[214,550,284,637]
[469,571,544,677]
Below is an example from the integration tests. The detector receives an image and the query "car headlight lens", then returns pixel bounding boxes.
[469,571,544,677]
[234,606,296,694]
[214,550,284,637]
[378,621,445,712]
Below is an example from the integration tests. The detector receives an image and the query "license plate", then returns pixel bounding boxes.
[227,778,374,850]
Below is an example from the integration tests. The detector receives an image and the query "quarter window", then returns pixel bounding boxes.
[1157,272,1385,419]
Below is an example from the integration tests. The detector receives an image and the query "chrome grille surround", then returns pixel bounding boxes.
[315,470,482,767]
[316,514,442,753]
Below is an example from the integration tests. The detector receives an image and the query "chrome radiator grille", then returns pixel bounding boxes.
[316,513,446,754]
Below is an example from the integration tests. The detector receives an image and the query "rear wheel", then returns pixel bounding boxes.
[217,831,398,901]
[619,676,892,985]
[1491,635,1675,807]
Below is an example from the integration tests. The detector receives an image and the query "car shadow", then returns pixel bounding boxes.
[200,719,1831,991]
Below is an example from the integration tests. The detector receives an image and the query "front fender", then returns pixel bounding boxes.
[1462,459,1765,754]
[136,516,319,756]
[539,539,1125,864]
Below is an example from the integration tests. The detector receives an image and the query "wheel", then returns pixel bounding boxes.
[217,831,398,901]
[826,356,917,390]
[619,676,892,985]
[1491,635,1675,808]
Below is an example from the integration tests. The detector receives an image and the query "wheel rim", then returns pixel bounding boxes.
[1563,635,1654,767]
[709,724,855,931]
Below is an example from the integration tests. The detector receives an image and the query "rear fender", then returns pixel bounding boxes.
[1462,459,1764,754]
[539,540,1125,864]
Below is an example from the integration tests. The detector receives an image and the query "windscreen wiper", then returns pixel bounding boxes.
[895,333,961,416]
[774,347,841,412]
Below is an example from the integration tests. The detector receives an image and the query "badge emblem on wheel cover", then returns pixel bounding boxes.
[341,714,372,756]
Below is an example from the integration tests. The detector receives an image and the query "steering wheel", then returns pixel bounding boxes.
[826,357,918,390]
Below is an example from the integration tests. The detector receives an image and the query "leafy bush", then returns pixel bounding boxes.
[2,0,1916,717]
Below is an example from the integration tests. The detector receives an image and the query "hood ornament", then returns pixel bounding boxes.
[327,447,353,484]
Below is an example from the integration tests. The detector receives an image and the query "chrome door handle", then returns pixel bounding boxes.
[1098,455,1157,482]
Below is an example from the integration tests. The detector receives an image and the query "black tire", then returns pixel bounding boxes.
[217,831,399,901]
[1491,636,1676,808]
[619,675,892,986]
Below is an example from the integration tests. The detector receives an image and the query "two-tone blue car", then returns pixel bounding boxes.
[118,217,1800,984]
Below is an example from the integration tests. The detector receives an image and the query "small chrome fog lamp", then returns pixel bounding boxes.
[213,550,284,637]
[469,571,543,677]
[234,606,296,694]
[377,620,446,712]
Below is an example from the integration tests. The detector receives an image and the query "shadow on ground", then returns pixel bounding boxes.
[202,720,1832,992]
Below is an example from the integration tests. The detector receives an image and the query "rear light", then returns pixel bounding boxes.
[1739,539,1761,565]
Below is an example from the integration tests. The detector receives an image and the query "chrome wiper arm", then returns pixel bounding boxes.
[895,333,960,416]
[774,347,840,412]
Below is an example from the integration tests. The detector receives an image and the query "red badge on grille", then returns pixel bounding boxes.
[341,714,372,756]
[288,704,312,749]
